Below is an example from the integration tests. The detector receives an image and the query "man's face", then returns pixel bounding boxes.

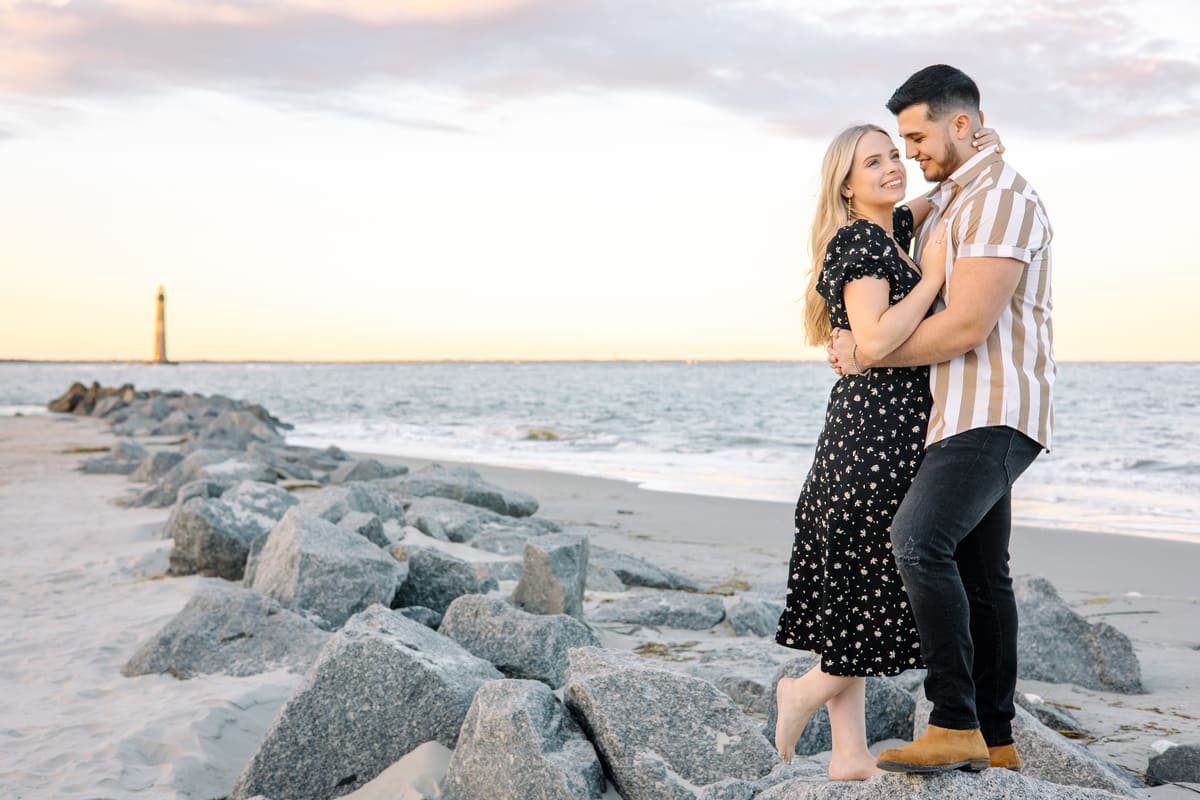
[896,104,960,183]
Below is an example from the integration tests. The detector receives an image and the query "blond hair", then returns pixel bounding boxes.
[803,123,889,346]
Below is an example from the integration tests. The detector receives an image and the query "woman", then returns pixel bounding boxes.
[773,123,1002,780]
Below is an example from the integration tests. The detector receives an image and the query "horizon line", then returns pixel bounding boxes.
[3,357,1199,366]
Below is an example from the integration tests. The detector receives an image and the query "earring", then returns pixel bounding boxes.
[847,197,855,219]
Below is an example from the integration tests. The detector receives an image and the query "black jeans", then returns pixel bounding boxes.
[890,425,1042,746]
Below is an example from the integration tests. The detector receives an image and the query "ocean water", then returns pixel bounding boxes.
[2,361,1197,544]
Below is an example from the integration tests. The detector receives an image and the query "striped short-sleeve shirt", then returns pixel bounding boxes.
[913,146,1056,449]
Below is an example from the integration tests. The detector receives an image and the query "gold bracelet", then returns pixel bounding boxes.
[850,343,861,374]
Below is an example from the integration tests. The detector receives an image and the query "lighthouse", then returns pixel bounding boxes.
[153,285,169,364]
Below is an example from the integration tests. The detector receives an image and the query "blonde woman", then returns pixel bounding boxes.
[773,123,1001,779]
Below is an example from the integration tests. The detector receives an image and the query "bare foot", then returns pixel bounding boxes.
[827,755,885,781]
[774,676,820,764]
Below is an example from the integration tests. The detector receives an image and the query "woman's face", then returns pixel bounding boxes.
[844,130,905,211]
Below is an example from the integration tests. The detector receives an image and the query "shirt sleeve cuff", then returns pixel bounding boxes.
[957,243,1032,263]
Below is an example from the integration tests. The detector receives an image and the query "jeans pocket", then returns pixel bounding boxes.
[1002,430,1041,485]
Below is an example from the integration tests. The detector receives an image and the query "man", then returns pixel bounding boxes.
[828,64,1055,773]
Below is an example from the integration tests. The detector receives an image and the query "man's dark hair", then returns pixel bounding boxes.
[886,64,980,119]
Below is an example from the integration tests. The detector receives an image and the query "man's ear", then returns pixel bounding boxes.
[951,112,973,140]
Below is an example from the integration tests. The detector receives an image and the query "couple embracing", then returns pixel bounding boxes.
[774,64,1055,780]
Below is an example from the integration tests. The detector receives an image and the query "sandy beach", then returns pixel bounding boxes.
[1,411,1198,798]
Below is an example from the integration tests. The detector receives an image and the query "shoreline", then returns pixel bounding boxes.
[6,360,1198,548]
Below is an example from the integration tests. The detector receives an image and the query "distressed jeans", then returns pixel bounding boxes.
[890,425,1042,746]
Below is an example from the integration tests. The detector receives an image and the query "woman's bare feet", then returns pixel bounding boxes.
[827,754,885,781]
[774,676,821,764]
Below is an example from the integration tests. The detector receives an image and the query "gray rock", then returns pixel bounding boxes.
[474,558,524,583]
[81,438,150,474]
[1015,575,1145,693]
[148,395,173,421]
[81,454,141,475]
[335,510,388,548]
[277,443,350,474]
[765,655,915,756]
[1016,691,1088,738]
[128,448,276,508]
[376,464,539,517]
[191,408,287,449]
[114,439,149,460]
[242,531,268,587]
[397,606,443,629]
[443,679,605,800]
[167,495,279,580]
[691,762,828,800]
[329,458,408,484]
[685,640,798,715]
[888,669,927,694]
[151,409,196,436]
[440,595,600,687]
[727,595,786,637]
[590,545,699,591]
[232,605,501,800]
[248,509,405,629]
[122,584,330,679]
[590,589,727,630]
[195,483,301,579]
[1147,743,1200,785]
[222,480,300,522]
[754,768,1130,799]
[92,394,126,418]
[563,647,779,800]
[405,496,559,544]
[245,443,316,482]
[586,562,626,592]
[913,688,1140,795]
[296,483,406,528]
[513,534,589,619]
[470,528,536,555]
[110,410,156,437]
[392,547,493,615]
[162,479,232,539]
[130,450,186,483]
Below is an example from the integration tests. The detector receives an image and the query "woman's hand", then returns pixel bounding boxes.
[973,127,1004,153]
[919,219,949,287]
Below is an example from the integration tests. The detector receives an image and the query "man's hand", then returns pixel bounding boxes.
[827,328,861,376]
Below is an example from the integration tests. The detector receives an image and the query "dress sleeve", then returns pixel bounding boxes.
[817,221,892,303]
[893,205,915,252]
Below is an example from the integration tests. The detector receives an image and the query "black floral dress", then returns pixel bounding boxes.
[775,206,930,677]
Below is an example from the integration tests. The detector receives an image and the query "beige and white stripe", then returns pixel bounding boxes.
[912,146,1056,449]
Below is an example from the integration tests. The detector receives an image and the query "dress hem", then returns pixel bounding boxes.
[773,636,924,678]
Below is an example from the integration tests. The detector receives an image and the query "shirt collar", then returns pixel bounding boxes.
[927,145,1001,211]
[947,144,1002,189]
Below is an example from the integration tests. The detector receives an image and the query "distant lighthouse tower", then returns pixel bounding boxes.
[153,285,169,364]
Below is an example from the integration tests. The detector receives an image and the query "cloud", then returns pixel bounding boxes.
[0,0,1196,138]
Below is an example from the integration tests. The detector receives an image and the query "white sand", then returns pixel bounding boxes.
[0,415,301,799]
[2,413,1198,798]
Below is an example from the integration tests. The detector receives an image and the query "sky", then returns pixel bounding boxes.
[2,0,1198,362]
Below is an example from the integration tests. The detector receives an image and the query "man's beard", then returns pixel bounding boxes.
[925,141,963,182]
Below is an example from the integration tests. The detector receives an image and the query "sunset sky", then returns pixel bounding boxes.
[2,0,1198,361]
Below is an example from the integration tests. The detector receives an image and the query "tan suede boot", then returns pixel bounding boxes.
[988,743,1022,771]
[876,725,990,773]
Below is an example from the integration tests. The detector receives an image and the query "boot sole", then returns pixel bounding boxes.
[877,758,990,774]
